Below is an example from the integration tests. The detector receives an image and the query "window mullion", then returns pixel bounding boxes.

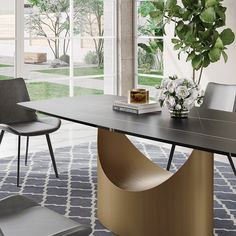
[69,0,74,97]
[15,0,24,78]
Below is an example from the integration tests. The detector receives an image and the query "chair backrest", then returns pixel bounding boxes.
[0,78,37,124]
[0,227,4,236]
[201,82,236,112]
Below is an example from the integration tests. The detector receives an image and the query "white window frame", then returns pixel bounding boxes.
[2,0,117,95]
[134,0,164,89]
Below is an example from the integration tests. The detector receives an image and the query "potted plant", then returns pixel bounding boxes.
[140,0,235,116]
[159,75,204,118]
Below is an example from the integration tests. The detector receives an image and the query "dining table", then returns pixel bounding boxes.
[19,94,236,236]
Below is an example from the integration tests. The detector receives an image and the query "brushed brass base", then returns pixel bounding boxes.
[97,128,214,236]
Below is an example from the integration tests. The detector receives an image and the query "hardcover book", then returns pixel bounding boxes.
[113,100,161,114]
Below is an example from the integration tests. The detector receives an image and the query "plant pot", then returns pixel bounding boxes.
[169,109,189,118]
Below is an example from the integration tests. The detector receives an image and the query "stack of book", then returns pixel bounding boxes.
[113,100,161,114]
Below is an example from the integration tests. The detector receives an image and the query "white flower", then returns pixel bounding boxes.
[165,96,176,108]
[158,90,167,101]
[189,89,199,100]
[176,86,190,99]
[183,98,195,110]
[175,104,182,110]
[167,80,176,93]
[157,75,203,111]
[174,78,185,87]
[160,78,170,88]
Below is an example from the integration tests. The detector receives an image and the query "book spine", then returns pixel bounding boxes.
[113,105,138,114]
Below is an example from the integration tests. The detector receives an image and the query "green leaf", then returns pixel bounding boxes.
[149,41,158,50]
[182,10,192,21]
[215,6,226,22]
[138,43,152,54]
[153,0,165,11]
[222,51,228,63]
[176,21,184,31]
[156,41,164,52]
[220,28,235,46]
[173,6,182,17]
[166,0,177,10]
[208,48,221,62]
[149,10,162,18]
[186,52,195,62]
[171,38,181,44]
[200,7,216,24]
[214,37,224,49]
[202,55,210,67]
[174,43,182,50]
[192,55,203,70]
[181,0,191,8]
[205,0,217,8]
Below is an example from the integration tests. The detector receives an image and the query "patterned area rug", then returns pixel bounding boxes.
[0,141,235,236]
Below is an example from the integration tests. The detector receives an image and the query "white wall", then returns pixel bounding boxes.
[164,0,236,89]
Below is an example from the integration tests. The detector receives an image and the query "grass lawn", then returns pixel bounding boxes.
[138,69,163,76]
[26,82,103,101]
[0,64,13,68]
[0,75,13,80]
[37,66,163,86]
[37,67,104,79]
[138,76,162,87]
[138,69,163,86]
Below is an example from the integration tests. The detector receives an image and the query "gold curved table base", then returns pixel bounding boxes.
[97,128,214,236]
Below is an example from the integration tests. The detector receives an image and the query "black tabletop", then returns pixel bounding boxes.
[19,95,236,156]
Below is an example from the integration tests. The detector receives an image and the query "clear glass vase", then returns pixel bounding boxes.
[169,109,189,118]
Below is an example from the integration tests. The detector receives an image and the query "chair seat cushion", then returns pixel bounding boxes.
[0,195,91,236]
[0,117,61,136]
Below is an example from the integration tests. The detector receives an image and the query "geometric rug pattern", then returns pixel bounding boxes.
[0,141,235,236]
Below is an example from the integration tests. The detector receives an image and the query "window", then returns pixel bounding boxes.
[135,0,164,98]
[0,0,15,79]
[0,0,117,100]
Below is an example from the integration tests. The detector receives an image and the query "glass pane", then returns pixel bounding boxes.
[0,0,15,38]
[0,40,15,79]
[74,0,104,37]
[137,1,163,37]
[138,75,162,87]
[73,38,104,77]
[26,80,70,101]
[73,77,103,96]
[24,0,70,40]
[24,39,70,100]
[137,38,163,76]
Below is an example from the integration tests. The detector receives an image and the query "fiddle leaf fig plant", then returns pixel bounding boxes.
[147,0,235,84]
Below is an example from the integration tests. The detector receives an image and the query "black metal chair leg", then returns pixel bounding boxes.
[0,130,5,145]
[17,136,21,187]
[25,137,29,166]
[227,153,236,176]
[167,144,176,171]
[46,134,59,178]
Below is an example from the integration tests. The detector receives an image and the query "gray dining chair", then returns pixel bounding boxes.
[0,195,92,236]
[166,82,236,176]
[0,78,61,186]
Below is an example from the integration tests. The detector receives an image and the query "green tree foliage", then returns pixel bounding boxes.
[142,0,235,84]
[138,1,164,72]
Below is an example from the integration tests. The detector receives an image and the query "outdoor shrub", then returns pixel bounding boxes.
[59,54,70,64]
[84,51,98,65]
[138,48,154,70]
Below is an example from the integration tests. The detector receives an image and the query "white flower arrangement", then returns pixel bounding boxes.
[158,75,204,111]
